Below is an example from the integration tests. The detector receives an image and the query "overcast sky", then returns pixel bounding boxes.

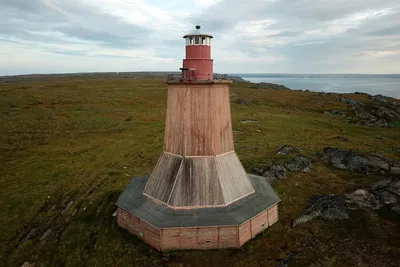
[1,0,399,75]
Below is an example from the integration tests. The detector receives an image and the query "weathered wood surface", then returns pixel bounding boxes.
[144,152,255,208]
[163,83,234,156]
[164,85,185,155]
[143,153,182,202]
[215,152,255,205]
[268,204,279,226]
[118,206,278,250]
[238,221,251,247]
[169,156,224,207]
[250,210,268,238]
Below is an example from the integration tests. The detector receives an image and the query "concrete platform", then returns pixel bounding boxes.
[116,174,280,250]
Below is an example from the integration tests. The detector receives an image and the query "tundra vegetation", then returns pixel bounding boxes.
[0,73,399,266]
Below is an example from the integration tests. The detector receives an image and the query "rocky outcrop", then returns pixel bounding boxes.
[284,154,312,172]
[257,82,289,90]
[369,94,400,107]
[277,145,300,155]
[322,147,399,175]
[292,195,349,227]
[262,163,288,181]
[333,136,349,142]
[375,106,400,119]
[324,94,400,128]
[228,75,248,83]
[340,96,365,107]
[235,99,252,105]
[293,178,400,227]
[254,150,312,181]
[345,178,400,215]
[324,110,346,117]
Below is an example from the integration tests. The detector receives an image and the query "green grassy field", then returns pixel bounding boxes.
[0,76,399,266]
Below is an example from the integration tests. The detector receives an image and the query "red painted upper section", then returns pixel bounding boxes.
[182,33,213,80]
[186,46,211,59]
[183,59,213,80]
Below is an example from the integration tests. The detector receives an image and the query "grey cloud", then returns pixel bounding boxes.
[0,0,399,74]
[191,0,400,33]
[0,0,152,51]
[368,25,400,36]
[268,30,302,37]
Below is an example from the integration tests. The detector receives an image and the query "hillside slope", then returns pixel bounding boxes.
[0,76,399,266]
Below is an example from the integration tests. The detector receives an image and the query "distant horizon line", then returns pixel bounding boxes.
[1,71,400,77]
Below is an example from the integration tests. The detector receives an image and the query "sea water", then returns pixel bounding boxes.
[234,74,400,99]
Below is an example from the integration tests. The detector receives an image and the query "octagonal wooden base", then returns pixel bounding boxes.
[116,175,280,251]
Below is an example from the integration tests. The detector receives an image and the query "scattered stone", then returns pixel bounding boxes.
[48,204,57,212]
[284,154,312,172]
[123,166,128,169]
[340,96,365,107]
[374,106,400,119]
[324,110,346,117]
[292,195,349,227]
[345,178,400,213]
[233,130,244,135]
[391,204,400,215]
[392,167,400,176]
[257,82,289,90]
[355,92,370,96]
[279,252,295,267]
[262,163,287,180]
[322,147,394,175]
[253,167,264,176]
[345,189,381,209]
[236,99,251,105]
[375,190,398,205]
[240,120,257,124]
[294,178,400,228]
[21,262,34,267]
[72,208,78,217]
[353,109,375,120]
[277,145,300,155]
[369,94,400,106]
[371,179,392,190]
[18,228,38,248]
[229,76,248,83]
[40,229,52,241]
[333,136,349,142]
[387,180,400,197]
[61,201,74,214]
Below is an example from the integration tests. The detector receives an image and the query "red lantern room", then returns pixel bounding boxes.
[181,25,214,80]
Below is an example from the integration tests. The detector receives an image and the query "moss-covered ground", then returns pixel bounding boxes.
[0,76,399,266]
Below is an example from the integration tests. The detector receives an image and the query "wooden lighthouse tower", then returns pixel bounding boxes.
[117,25,280,250]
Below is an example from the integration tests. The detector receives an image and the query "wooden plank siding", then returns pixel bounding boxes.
[238,221,251,247]
[164,84,185,155]
[211,84,234,155]
[250,210,268,238]
[163,83,234,157]
[143,153,182,203]
[268,204,279,226]
[168,157,224,207]
[118,207,278,251]
[143,221,161,251]
[215,152,255,204]
[144,152,254,208]
[218,226,238,248]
